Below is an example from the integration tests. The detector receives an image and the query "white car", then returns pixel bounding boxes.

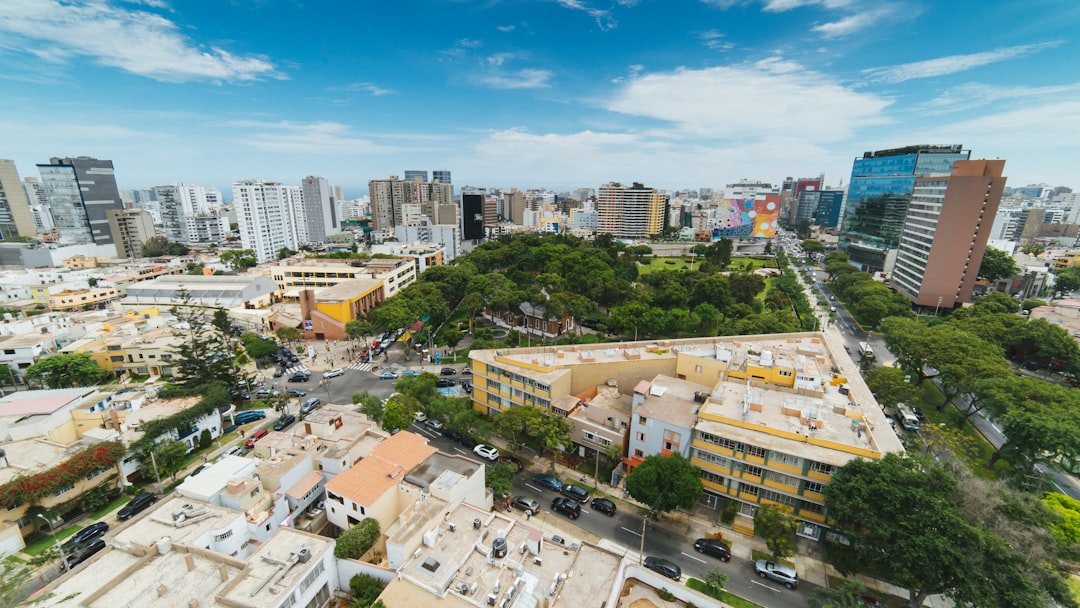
[413,411,428,423]
[473,444,500,461]
[323,368,344,379]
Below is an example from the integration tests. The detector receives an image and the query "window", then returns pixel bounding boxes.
[299,560,325,593]
[769,451,803,468]
[761,489,798,507]
[633,449,644,458]
[701,470,725,486]
[746,445,766,458]
[800,500,825,515]
[810,461,835,476]
[804,481,824,494]
[693,449,730,469]
[738,482,759,497]
[638,415,647,425]
[744,465,763,478]
[635,432,645,441]
[214,530,233,542]
[765,470,800,487]
[51,483,74,497]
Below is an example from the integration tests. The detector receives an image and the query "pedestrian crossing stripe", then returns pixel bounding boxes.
[347,362,373,371]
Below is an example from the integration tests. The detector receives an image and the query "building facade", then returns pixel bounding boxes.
[0,160,35,240]
[233,179,300,263]
[596,182,668,239]
[37,156,125,246]
[840,145,970,273]
[106,209,155,258]
[891,159,1007,308]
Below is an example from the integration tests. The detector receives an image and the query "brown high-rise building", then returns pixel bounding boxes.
[890,159,1006,309]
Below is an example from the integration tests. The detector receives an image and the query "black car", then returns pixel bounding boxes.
[440,367,457,376]
[461,381,472,393]
[436,378,457,388]
[911,405,928,423]
[441,428,463,442]
[117,492,157,520]
[274,414,297,431]
[287,388,308,398]
[62,538,106,571]
[693,538,732,562]
[288,371,311,382]
[644,556,681,580]
[560,484,589,503]
[551,497,580,520]
[591,497,616,516]
[62,521,109,553]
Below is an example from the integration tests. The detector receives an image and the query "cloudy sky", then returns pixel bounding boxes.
[0,0,1077,199]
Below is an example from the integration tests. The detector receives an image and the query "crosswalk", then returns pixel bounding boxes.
[283,365,309,375]
[346,362,373,371]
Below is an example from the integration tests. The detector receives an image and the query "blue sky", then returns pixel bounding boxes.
[1,0,1078,199]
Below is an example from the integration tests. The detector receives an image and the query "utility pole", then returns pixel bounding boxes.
[37,514,66,572]
[149,450,163,493]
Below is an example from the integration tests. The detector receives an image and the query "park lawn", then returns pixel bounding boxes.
[22,524,80,557]
[686,578,764,608]
[639,255,776,275]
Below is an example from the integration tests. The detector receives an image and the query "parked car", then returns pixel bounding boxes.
[693,538,732,562]
[424,418,444,431]
[62,522,109,553]
[440,427,461,441]
[245,429,269,448]
[117,492,157,521]
[473,444,500,461]
[754,560,799,588]
[644,556,681,581]
[287,388,308,398]
[414,411,428,422]
[560,484,589,503]
[461,366,471,375]
[272,368,284,377]
[532,474,562,491]
[218,445,244,460]
[62,538,107,571]
[459,435,478,449]
[440,367,457,376]
[402,369,422,377]
[591,498,617,516]
[378,371,398,380]
[511,497,540,513]
[288,371,311,382]
[436,378,457,387]
[273,414,297,431]
[461,381,472,393]
[255,388,280,398]
[912,405,928,423]
[233,410,266,424]
[323,368,344,379]
[551,497,580,519]
[300,397,321,414]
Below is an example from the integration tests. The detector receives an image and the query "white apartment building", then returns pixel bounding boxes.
[234,179,301,264]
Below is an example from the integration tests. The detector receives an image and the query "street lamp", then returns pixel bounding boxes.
[37,514,66,570]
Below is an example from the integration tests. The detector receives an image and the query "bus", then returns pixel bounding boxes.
[858,342,875,360]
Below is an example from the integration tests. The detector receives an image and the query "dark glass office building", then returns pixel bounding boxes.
[37,156,124,245]
[461,193,485,241]
[839,145,970,273]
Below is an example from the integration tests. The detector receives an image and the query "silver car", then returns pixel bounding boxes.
[754,560,799,588]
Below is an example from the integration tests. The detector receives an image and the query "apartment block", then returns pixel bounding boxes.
[596,182,668,239]
[0,159,35,239]
[469,333,901,541]
[106,208,155,258]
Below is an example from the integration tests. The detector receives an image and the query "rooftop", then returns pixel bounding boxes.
[325,430,437,506]
[0,387,95,417]
[315,277,382,302]
[633,375,707,430]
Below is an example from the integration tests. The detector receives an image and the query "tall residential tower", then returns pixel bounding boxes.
[596,182,668,239]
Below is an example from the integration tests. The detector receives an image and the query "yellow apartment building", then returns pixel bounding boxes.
[469,333,903,542]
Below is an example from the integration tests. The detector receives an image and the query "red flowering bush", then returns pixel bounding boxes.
[0,441,126,508]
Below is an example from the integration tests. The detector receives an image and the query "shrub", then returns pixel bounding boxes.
[349,573,385,608]
[334,518,381,559]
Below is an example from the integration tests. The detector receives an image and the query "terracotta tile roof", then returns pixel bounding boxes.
[325,431,436,506]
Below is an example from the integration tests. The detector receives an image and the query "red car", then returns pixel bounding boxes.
[245,429,268,448]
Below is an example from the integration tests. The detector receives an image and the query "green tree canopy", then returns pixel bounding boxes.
[624,453,703,513]
[25,353,110,388]
[978,247,1020,283]
[334,518,381,559]
[802,239,825,254]
[754,503,798,561]
[220,249,258,270]
[1053,266,1080,296]
[275,326,300,343]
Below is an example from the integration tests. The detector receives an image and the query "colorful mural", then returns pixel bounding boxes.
[713,195,779,239]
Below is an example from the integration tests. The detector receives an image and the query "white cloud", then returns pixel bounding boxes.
[224,120,404,155]
[0,0,279,82]
[496,25,516,32]
[476,69,553,89]
[487,53,519,67]
[698,29,735,51]
[811,6,895,38]
[762,0,852,12]
[606,60,892,141]
[915,82,1080,113]
[863,42,1064,84]
[553,0,617,30]
[345,82,395,96]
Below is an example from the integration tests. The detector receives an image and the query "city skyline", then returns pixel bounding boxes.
[0,1,1077,197]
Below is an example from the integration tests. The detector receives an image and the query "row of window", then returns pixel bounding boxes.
[694,434,835,476]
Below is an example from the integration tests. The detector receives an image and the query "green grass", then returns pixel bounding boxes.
[21,525,79,557]
[686,578,764,608]
[909,381,1015,479]
[89,493,132,519]
[638,255,776,276]
[1066,575,1080,606]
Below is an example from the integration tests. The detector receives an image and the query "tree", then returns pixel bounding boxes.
[345,319,372,345]
[808,582,875,608]
[219,249,258,270]
[977,247,1020,283]
[170,291,237,390]
[486,462,516,499]
[1,560,35,608]
[140,235,171,257]
[348,573,385,608]
[25,353,110,388]
[240,332,279,361]
[1022,242,1047,256]
[276,326,300,344]
[702,568,729,596]
[880,317,936,385]
[382,393,420,433]
[495,404,541,449]
[753,503,798,561]
[140,439,189,483]
[825,454,1064,608]
[353,391,384,424]
[443,327,465,350]
[859,365,911,406]
[624,454,703,513]
[334,517,381,559]
[277,246,296,260]
[802,239,825,254]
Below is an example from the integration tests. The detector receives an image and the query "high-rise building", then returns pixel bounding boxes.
[0,160,35,240]
[368,176,410,231]
[107,209,156,258]
[840,145,970,273]
[797,189,845,228]
[300,176,338,243]
[233,180,300,264]
[504,189,527,225]
[595,182,668,239]
[780,176,823,225]
[461,193,485,241]
[22,178,54,232]
[36,156,125,245]
[891,160,1006,308]
[432,170,451,184]
[404,170,428,183]
[370,176,454,230]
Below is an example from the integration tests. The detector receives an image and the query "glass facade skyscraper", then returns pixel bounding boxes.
[839,145,970,273]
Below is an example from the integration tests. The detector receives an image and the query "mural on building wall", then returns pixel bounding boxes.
[713,196,779,239]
